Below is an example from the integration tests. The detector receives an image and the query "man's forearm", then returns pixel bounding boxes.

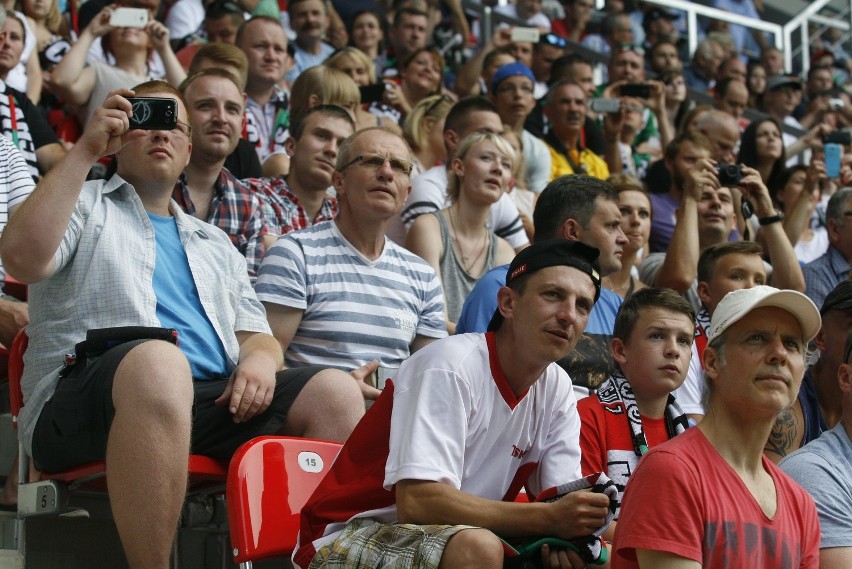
[236,331,284,370]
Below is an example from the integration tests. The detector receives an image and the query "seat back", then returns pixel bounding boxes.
[226,436,341,565]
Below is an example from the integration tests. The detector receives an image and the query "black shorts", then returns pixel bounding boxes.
[31,339,320,473]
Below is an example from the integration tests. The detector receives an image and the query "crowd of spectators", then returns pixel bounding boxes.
[0,0,850,566]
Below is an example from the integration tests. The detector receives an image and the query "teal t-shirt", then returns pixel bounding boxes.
[149,213,229,379]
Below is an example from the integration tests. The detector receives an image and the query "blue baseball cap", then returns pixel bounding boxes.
[492,62,536,92]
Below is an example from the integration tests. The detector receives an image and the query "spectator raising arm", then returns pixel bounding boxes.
[0,89,133,282]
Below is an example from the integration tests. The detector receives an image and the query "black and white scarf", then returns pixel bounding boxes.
[596,368,690,456]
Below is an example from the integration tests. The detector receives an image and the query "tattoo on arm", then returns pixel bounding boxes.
[765,408,798,459]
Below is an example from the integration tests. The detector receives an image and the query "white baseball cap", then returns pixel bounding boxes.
[708,286,821,343]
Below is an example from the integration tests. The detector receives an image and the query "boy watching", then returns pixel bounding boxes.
[578,288,694,541]
[676,241,768,420]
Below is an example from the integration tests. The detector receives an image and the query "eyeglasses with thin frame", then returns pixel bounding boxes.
[175,120,192,137]
[342,153,413,177]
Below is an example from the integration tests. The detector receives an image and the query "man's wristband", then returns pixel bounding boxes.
[758,213,784,226]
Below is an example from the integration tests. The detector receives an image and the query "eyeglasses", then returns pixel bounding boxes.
[342,153,413,177]
[539,33,567,49]
[496,83,534,95]
[175,120,192,137]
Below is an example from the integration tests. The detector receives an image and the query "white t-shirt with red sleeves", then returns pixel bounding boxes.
[294,332,583,568]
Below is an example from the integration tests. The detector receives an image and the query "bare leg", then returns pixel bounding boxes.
[107,341,193,569]
[284,369,364,441]
[438,528,504,569]
[0,457,17,506]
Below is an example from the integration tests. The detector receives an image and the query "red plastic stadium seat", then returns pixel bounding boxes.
[226,436,342,568]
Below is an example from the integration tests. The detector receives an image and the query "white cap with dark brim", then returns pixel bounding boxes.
[708,285,821,343]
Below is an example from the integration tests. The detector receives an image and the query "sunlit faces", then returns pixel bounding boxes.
[391,12,427,58]
[238,19,288,86]
[0,17,24,72]
[531,44,563,82]
[650,43,679,73]
[402,50,442,93]
[617,189,651,253]
[581,197,627,276]
[754,120,783,161]
[288,112,354,190]
[609,49,644,83]
[493,75,535,123]
[568,62,595,99]
[544,82,587,136]
[704,307,806,414]
[665,74,687,104]
[763,85,800,117]
[333,130,412,218]
[351,12,383,54]
[611,307,694,400]
[668,140,711,190]
[184,75,245,161]
[510,41,533,68]
[747,64,767,95]
[289,0,328,42]
[499,266,596,364]
[716,80,748,119]
[453,139,513,204]
[706,123,739,164]
[697,253,767,314]
[205,14,240,44]
[696,185,735,240]
[329,53,371,86]
[116,91,192,184]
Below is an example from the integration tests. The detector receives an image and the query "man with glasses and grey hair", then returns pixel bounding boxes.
[256,127,447,402]
[780,328,852,568]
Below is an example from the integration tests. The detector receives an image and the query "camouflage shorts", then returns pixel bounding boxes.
[309,518,478,569]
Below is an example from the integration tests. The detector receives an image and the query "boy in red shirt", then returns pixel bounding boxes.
[579,287,695,542]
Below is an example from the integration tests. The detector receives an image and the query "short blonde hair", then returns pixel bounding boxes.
[324,47,377,84]
[289,66,361,121]
[447,132,517,202]
[403,94,453,151]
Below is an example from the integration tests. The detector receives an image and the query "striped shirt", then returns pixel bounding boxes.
[255,220,447,369]
[0,136,35,286]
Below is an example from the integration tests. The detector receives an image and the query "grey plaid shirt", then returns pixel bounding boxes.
[19,174,271,455]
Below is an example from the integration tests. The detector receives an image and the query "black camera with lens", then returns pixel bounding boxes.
[716,163,743,187]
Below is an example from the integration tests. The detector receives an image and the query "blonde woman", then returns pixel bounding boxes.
[406,132,517,333]
[323,46,400,133]
[403,93,452,177]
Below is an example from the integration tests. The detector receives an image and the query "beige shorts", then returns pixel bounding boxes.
[309,518,478,569]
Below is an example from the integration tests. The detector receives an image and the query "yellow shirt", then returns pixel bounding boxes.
[547,143,610,181]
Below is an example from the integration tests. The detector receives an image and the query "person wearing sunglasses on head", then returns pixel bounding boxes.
[256,127,448,401]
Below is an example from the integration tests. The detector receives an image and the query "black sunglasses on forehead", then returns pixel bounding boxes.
[539,33,567,49]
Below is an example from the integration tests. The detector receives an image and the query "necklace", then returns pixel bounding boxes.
[448,206,488,275]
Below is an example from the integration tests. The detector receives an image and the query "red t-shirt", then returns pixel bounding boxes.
[612,428,820,568]
[578,396,671,520]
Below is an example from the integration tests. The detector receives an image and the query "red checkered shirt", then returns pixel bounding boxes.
[247,177,337,237]
[172,168,267,280]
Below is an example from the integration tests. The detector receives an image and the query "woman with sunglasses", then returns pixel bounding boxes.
[406,132,517,334]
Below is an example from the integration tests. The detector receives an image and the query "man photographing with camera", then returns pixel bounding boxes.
[0,82,366,569]
[640,132,805,309]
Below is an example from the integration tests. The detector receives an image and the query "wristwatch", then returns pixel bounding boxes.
[758,212,784,226]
